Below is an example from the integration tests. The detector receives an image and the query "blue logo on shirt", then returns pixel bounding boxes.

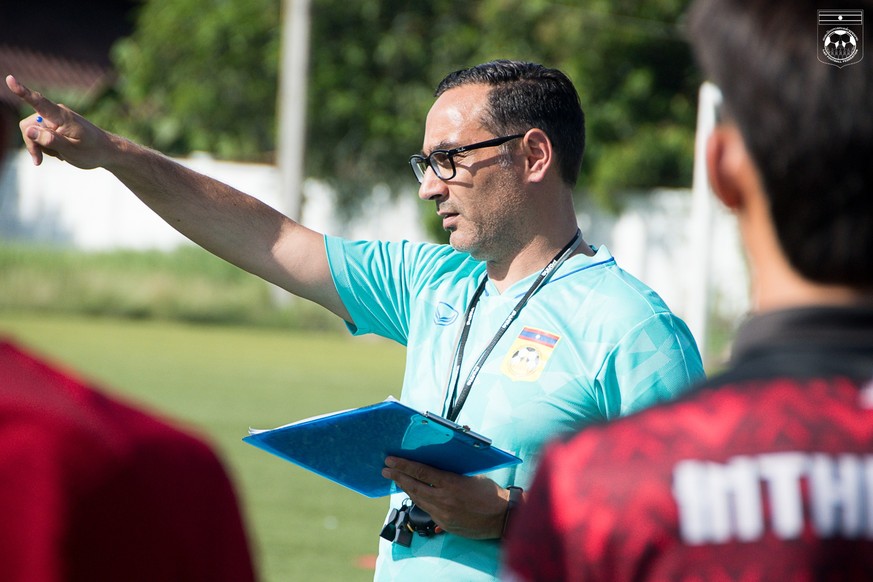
[434,302,459,326]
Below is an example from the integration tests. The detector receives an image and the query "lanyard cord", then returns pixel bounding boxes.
[445,230,583,422]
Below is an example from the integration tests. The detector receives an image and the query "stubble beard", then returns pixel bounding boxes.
[445,166,527,262]
[447,213,525,265]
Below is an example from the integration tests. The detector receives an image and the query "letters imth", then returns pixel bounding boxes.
[673,452,873,544]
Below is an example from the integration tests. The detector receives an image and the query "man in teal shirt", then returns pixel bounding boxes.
[328,61,703,579]
[7,59,703,580]
[329,235,703,579]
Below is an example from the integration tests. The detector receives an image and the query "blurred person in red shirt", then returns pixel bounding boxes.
[0,340,256,581]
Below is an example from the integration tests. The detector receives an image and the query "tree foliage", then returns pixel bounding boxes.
[89,0,700,212]
[90,0,281,160]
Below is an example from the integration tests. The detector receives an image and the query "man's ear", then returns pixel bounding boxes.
[522,129,552,183]
[706,125,753,211]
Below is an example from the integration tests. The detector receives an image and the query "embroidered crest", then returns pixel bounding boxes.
[501,327,561,382]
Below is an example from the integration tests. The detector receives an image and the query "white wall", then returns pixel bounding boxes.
[0,150,749,361]
[0,150,427,249]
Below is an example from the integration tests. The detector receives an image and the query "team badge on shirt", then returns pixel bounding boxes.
[434,302,459,326]
[500,327,561,382]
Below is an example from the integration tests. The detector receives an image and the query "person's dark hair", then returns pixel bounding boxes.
[689,0,873,287]
[436,60,585,187]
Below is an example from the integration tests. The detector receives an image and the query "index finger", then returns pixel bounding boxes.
[5,75,64,120]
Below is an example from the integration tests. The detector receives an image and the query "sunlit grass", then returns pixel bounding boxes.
[0,243,341,329]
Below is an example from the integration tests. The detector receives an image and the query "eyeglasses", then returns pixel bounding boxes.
[409,134,525,183]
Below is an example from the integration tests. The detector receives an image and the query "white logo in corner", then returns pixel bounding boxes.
[819,10,864,68]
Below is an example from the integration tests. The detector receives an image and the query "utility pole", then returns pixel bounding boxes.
[276,0,311,221]
[270,0,310,305]
[687,82,723,366]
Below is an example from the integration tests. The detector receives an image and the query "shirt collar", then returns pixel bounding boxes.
[730,305,873,366]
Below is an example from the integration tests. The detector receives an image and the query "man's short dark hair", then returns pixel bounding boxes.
[689,0,873,287]
[436,60,586,187]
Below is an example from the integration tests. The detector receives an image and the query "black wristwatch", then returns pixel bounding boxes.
[501,486,524,538]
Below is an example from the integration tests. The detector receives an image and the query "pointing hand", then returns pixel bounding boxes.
[5,74,116,169]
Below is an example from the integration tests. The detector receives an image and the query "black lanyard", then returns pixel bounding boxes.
[445,230,583,422]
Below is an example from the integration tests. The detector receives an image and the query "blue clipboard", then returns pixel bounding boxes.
[243,399,522,498]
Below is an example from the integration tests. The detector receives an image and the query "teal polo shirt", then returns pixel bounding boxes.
[325,236,704,581]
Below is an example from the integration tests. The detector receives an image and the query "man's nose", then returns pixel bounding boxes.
[417,167,448,201]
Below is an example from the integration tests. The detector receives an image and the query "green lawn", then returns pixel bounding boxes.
[0,312,407,581]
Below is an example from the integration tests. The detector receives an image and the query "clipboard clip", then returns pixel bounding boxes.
[423,411,492,447]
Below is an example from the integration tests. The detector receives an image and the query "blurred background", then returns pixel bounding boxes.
[0,1,747,580]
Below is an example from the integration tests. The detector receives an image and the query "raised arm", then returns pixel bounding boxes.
[5,75,350,322]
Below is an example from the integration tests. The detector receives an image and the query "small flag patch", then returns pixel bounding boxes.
[501,327,561,382]
[518,327,560,347]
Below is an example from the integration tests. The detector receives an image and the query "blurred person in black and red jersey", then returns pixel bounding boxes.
[502,0,873,580]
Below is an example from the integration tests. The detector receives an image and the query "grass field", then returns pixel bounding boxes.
[0,312,407,581]
[0,243,343,329]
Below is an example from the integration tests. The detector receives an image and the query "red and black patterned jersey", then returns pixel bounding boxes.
[503,307,873,581]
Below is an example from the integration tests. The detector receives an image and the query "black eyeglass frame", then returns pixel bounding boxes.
[409,133,526,183]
